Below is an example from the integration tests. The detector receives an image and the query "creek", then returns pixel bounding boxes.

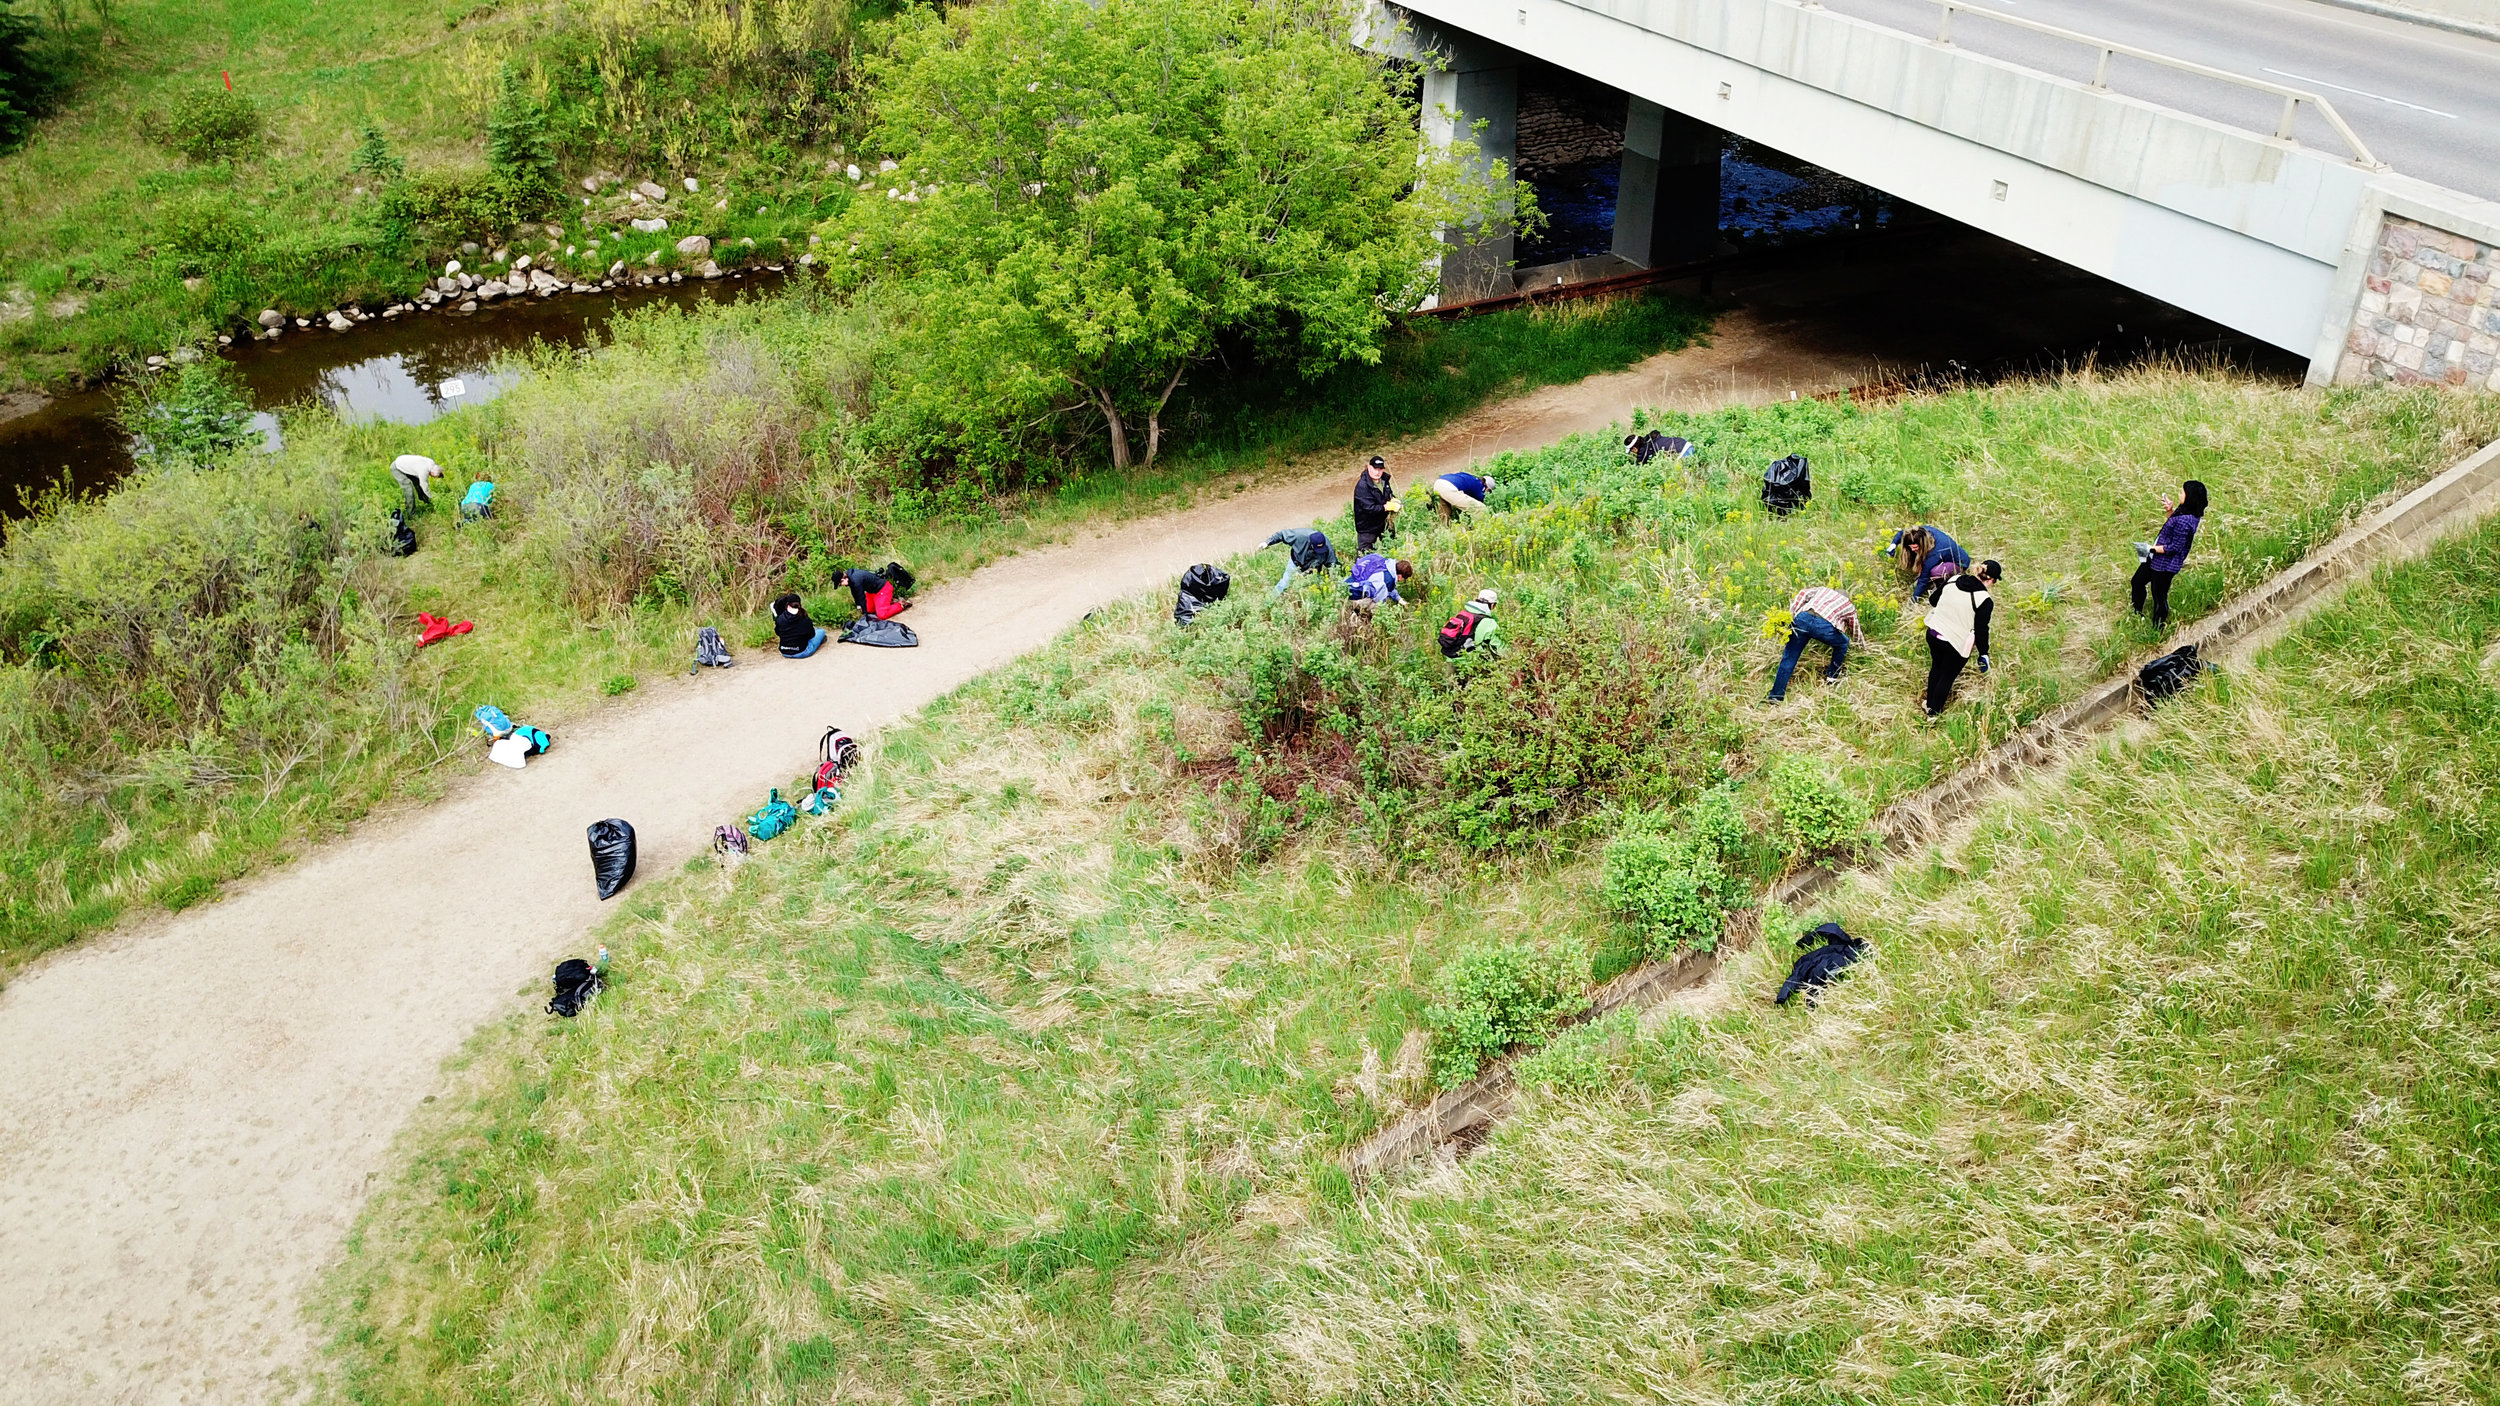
[0,270,790,522]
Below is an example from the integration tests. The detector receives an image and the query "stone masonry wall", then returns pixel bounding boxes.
[2337,215,2500,390]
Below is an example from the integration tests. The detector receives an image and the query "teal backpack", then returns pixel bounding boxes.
[747,788,797,841]
[798,785,839,816]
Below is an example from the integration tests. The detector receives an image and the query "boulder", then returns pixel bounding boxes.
[257,309,284,328]
[878,159,897,173]
[580,176,600,193]
[444,259,462,275]
[181,277,202,292]
[514,255,532,271]
[630,217,667,234]
[698,260,722,279]
[461,241,481,255]
[569,282,593,294]
[459,300,478,313]
[682,176,699,192]
[674,234,711,259]
[798,253,814,267]
[845,163,861,181]
[457,273,475,289]
[326,311,353,331]
[808,232,822,245]
[608,260,626,277]
[478,281,505,299]
[636,180,666,200]
[145,354,165,367]
[643,248,662,266]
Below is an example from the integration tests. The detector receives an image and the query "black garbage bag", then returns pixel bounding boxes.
[840,617,919,648]
[1761,454,1812,516]
[2136,643,2211,704]
[1775,921,1865,1006]
[884,560,917,593]
[587,818,637,900]
[388,509,418,557]
[546,958,604,1017]
[1174,563,1231,625]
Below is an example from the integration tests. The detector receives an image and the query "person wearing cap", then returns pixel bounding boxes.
[391,453,444,513]
[1443,587,1504,658]
[1352,456,1399,551]
[1923,559,2000,717]
[1263,525,1339,597]
[1767,583,1862,702]
[1430,469,1496,522]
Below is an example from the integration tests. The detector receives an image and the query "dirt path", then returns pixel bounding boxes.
[0,310,1875,1406]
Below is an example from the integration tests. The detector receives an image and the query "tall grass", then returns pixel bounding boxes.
[317,370,2500,1403]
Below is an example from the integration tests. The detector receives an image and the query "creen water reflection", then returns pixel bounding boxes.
[0,269,790,521]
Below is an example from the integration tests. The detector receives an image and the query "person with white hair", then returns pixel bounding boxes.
[390,453,444,513]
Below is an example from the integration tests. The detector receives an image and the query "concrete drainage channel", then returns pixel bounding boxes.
[1344,435,2500,1183]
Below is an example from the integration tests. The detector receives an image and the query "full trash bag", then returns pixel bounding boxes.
[2136,643,2212,705]
[1760,454,1812,516]
[588,818,637,900]
[839,617,919,648]
[1174,563,1231,625]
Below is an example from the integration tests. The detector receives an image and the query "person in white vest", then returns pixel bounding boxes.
[391,453,444,513]
[1923,558,2000,717]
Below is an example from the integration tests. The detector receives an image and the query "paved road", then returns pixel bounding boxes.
[1819,0,2500,202]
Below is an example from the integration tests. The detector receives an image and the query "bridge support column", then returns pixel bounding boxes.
[1419,31,1522,303]
[1613,97,1721,269]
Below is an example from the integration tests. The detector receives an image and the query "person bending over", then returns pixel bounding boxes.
[845,565,911,621]
[1768,583,1862,702]
[1345,553,1413,605]
[2131,479,2206,633]
[772,593,827,658]
[391,453,443,514]
[1264,526,1338,597]
[1923,559,2000,717]
[1430,469,1495,522]
[1888,524,1970,604]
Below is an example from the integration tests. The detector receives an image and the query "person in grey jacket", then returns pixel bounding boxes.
[1264,526,1338,597]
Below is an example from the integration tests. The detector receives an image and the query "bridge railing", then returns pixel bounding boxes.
[1923,0,2385,169]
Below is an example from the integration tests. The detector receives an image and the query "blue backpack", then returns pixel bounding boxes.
[798,785,839,816]
[472,704,515,739]
[747,788,797,841]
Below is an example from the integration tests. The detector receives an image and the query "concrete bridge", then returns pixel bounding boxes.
[1368,0,2500,388]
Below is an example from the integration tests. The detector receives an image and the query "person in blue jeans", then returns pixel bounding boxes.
[1264,526,1338,597]
[772,593,826,657]
[1768,584,1863,701]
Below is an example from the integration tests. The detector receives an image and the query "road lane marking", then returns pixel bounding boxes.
[2260,67,2457,117]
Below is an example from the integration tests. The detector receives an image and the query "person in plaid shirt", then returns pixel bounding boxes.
[1768,584,1862,701]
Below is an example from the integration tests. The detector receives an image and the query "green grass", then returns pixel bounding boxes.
[316,370,2500,1403]
[0,283,1713,972]
[0,0,864,389]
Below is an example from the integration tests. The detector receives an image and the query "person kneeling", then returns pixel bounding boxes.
[846,564,912,621]
[773,593,827,658]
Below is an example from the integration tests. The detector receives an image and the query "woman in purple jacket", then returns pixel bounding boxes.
[2131,479,2207,632]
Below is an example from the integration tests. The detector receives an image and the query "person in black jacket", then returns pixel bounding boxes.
[1352,456,1397,551]
[772,593,826,658]
[1922,560,2000,717]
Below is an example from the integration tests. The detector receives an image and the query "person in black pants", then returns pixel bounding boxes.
[2131,479,2207,632]
[1923,559,2000,717]
[1352,456,1396,551]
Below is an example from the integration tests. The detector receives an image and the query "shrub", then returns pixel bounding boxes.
[1685,782,1747,863]
[1423,937,1589,1087]
[115,361,256,467]
[155,193,259,270]
[0,2,68,153]
[1442,620,1709,850]
[1766,754,1872,864]
[1513,1009,1637,1094]
[600,673,636,696]
[1601,826,1727,957]
[156,88,262,163]
[378,169,536,239]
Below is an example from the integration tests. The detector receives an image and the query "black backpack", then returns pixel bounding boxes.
[1629,431,1693,466]
[1174,563,1231,625]
[547,958,604,1017]
[388,509,418,557]
[2136,643,2211,704]
[1776,922,1865,1006]
[1761,455,1812,516]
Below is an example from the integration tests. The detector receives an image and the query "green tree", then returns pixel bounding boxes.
[485,65,555,201]
[841,0,1518,473]
[0,0,65,152]
[349,121,404,182]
